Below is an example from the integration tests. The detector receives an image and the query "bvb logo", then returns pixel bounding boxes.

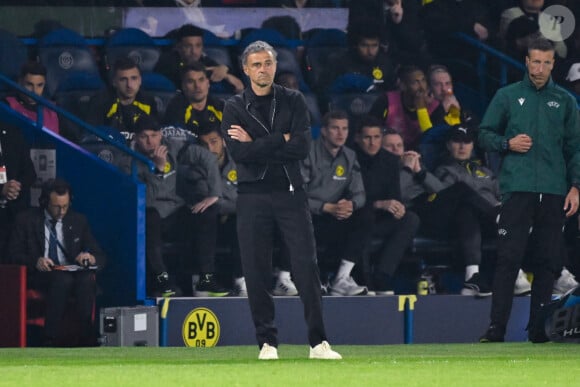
[335,165,345,177]
[58,52,74,69]
[182,307,220,347]
[372,67,383,81]
[227,169,237,183]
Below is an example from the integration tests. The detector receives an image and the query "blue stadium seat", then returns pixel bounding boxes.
[304,29,347,92]
[141,72,177,117]
[0,28,28,85]
[37,28,100,97]
[104,28,161,73]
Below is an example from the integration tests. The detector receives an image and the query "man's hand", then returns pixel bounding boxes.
[1,179,22,201]
[206,65,229,82]
[402,151,421,173]
[36,257,55,272]
[413,88,428,109]
[473,22,489,41]
[323,199,353,220]
[564,186,579,218]
[228,125,252,142]
[508,134,533,153]
[152,144,168,171]
[374,199,406,219]
[74,252,96,266]
[191,196,219,214]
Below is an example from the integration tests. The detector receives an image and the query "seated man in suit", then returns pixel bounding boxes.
[9,178,106,346]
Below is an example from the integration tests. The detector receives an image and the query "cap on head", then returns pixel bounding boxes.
[447,124,475,143]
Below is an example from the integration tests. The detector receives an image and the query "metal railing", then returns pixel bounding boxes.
[0,73,155,175]
[455,32,580,110]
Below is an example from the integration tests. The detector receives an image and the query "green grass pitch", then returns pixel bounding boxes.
[1,343,580,386]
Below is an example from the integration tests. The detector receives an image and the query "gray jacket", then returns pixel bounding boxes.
[300,139,365,215]
[434,159,500,207]
[400,164,445,207]
[126,138,222,219]
[217,150,238,216]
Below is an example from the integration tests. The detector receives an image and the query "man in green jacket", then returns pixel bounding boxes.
[478,38,580,343]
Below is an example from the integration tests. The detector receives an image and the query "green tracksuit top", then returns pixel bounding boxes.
[478,74,580,196]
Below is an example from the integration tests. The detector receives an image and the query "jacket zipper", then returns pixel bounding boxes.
[246,95,294,193]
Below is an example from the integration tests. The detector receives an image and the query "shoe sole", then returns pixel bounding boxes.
[272,291,299,296]
[328,288,368,296]
[194,291,230,297]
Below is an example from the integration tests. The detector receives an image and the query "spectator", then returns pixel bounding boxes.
[353,115,420,295]
[322,18,398,93]
[85,57,158,142]
[427,64,462,119]
[348,0,429,66]
[434,125,500,296]
[9,178,106,346]
[4,62,59,134]
[125,114,228,297]
[154,24,243,93]
[197,125,247,296]
[420,0,493,59]
[369,65,446,151]
[300,110,371,295]
[0,120,37,263]
[498,0,567,59]
[163,62,224,132]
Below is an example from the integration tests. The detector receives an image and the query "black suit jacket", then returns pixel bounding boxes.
[0,124,37,217]
[9,208,106,270]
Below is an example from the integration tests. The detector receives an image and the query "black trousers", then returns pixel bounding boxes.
[31,270,96,344]
[312,205,374,276]
[146,205,218,275]
[237,190,327,348]
[490,192,564,329]
[372,210,420,276]
[217,214,243,278]
[415,182,499,266]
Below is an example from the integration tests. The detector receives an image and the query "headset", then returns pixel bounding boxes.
[38,178,73,209]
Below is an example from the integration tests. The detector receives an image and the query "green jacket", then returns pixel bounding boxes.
[478,74,580,196]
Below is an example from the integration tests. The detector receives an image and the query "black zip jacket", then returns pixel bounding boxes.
[221,84,311,192]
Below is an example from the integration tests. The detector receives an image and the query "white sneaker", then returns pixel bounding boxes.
[258,343,278,360]
[309,341,342,360]
[553,268,579,295]
[329,276,367,296]
[233,277,248,297]
[272,275,299,296]
[514,270,531,296]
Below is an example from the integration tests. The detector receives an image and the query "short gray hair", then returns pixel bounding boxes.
[240,40,277,66]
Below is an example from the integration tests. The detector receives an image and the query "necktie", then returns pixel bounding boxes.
[48,219,58,263]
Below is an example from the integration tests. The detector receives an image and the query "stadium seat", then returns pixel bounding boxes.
[141,72,177,117]
[79,125,127,167]
[104,28,161,73]
[304,92,322,137]
[303,28,347,92]
[37,28,100,97]
[0,28,28,85]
